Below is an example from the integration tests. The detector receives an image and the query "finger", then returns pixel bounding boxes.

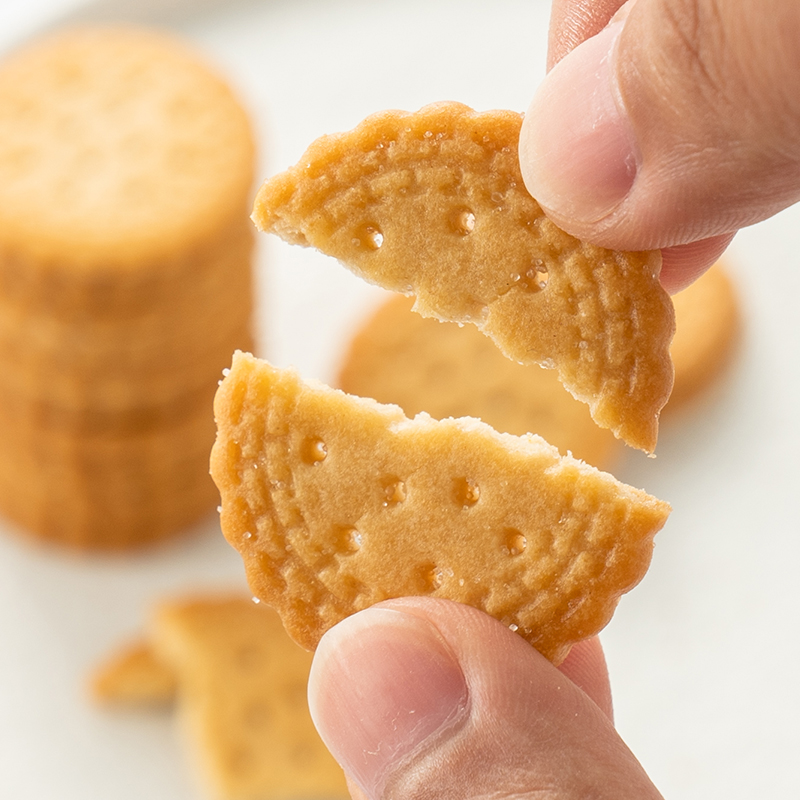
[521,0,800,253]
[556,636,614,720]
[345,775,370,800]
[308,597,662,800]
[660,233,736,294]
[340,633,616,799]
[547,0,628,69]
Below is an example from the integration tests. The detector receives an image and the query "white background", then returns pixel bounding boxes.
[1,0,799,797]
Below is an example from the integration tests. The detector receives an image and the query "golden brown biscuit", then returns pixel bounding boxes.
[0,323,255,433]
[152,595,348,800]
[338,294,623,471]
[0,222,254,403]
[0,395,220,548]
[91,640,176,707]
[667,260,741,412]
[252,102,675,453]
[0,25,256,297]
[211,352,670,664]
[0,25,257,548]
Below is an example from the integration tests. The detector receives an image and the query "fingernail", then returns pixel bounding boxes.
[520,21,637,224]
[308,607,468,798]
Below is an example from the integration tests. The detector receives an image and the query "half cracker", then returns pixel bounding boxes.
[211,351,670,664]
[252,102,675,453]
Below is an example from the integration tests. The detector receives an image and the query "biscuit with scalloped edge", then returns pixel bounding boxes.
[252,102,675,453]
[211,351,670,664]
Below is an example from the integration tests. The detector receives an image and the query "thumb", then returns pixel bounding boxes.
[520,0,800,256]
[308,598,662,800]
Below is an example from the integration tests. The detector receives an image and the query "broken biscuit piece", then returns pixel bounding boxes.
[91,639,176,707]
[211,351,670,665]
[152,595,348,800]
[91,596,347,799]
[252,102,675,453]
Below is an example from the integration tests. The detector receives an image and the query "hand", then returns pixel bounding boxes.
[519,0,800,292]
[308,598,663,799]
[306,4,800,796]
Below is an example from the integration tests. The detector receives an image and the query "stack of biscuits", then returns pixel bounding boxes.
[0,26,257,548]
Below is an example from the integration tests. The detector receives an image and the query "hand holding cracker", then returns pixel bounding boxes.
[308,599,663,800]
[522,0,800,292]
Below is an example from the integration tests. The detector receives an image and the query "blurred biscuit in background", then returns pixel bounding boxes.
[93,595,348,800]
[0,395,220,547]
[0,217,255,428]
[338,293,623,471]
[665,260,742,414]
[0,25,257,548]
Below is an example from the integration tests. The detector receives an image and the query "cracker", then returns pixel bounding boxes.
[0,395,220,548]
[338,294,622,471]
[667,260,741,412]
[0,25,255,277]
[91,639,176,707]
[211,351,670,664]
[152,595,348,800]
[252,102,675,453]
[0,321,254,433]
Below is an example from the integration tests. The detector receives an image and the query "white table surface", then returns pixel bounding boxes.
[1,1,799,798]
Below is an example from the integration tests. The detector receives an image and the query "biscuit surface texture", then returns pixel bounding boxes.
[211,352,670,664]
[0,25,255,268]
[338,293,622,471]
[252,102,675,452]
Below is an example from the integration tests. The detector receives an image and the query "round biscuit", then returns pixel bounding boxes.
[0,323,254,433]
[0,25,256,278]
[0,397,220,548]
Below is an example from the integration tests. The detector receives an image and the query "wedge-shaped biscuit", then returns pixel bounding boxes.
[152,595,348,800]
[211,352,670,664]
[252,102,675,453]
